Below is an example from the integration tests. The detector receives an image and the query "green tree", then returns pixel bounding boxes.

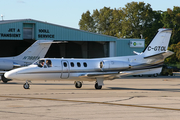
[161,7,180,65]
[161,7,180,45]
[78,2,162,45]
[92,7,114,35]
[79,7,123,37]
[165,42,180,65]
[121,2,163,46]
[79,10,96,32]
[142,10,163,46]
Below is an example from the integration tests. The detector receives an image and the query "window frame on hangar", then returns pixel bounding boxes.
[0,19,145,58]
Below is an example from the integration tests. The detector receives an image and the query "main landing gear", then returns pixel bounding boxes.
[95,78,104,89]
[95,82,102,89]
[23,80,30,89]
[74,78,104,89]
[1,75,11,83]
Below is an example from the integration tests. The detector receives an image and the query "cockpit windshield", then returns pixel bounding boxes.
[34,59,52,68]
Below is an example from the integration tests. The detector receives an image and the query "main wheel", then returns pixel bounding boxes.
[75,81,82,88]
[23,83,30,89]
[95,82,102,89]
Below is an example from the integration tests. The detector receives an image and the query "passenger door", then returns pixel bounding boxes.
[61,60,69,79]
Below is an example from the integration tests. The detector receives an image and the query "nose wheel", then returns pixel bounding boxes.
[23,81,30,89]
[75,81,82,88]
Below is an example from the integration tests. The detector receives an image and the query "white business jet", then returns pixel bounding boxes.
[5,28,174,89]
[1,40,54,83]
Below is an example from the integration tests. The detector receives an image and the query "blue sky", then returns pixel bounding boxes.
[1,0,180,29]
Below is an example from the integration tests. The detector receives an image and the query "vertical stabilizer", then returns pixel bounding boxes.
[14,40,53,63]
[143,28,172,57]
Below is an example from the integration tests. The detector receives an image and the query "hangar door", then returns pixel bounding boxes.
[46,41,110,58]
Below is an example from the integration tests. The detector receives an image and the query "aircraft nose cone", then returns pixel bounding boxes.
[4,71,16,79]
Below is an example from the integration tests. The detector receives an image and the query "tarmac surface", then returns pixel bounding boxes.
[0,76,180,120]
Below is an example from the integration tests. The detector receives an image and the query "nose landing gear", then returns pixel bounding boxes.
[74,81,82,88]
[23,80,30,89]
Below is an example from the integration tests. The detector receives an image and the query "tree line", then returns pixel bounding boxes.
[78,2,180,66]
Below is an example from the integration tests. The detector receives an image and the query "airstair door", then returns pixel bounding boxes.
[61,60,69,79]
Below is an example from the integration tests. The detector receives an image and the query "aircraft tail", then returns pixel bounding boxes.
[143,28,172,57]
[14,40,53,64]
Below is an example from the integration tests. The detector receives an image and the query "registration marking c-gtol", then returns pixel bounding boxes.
[147,46,166,51]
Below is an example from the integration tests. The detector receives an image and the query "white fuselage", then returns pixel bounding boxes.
[4,54,163,81]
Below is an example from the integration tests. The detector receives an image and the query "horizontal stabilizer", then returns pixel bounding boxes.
[144,50,174,59]
[38,40,63,44]
[143,50,174,65]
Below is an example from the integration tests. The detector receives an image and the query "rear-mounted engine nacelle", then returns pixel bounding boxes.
[100,60,131,71]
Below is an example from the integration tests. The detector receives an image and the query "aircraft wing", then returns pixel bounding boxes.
[79,69,151,80]
[79,72,119,80]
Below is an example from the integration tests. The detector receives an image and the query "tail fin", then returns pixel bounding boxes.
[14,40,53,63]
[143,28,172,57]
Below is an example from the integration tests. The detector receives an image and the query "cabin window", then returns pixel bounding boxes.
[77,62,81,67]
[100,61,103,68]
[70,62,74,67]
[35,59,52,68]
[83,62,87,67]
[63,62,67,67]
[46,60,52,67]
[38,60,45,67]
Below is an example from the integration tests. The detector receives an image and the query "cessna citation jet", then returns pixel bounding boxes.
[0,40,54,83]
[5,28,173,89]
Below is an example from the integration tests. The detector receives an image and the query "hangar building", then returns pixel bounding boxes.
[0,19,145,58]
